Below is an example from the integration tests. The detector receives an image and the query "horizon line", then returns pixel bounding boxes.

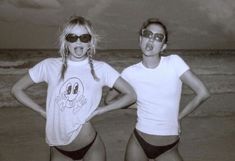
[1,48,235,51]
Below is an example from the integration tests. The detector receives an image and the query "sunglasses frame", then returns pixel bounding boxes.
[65,33,92,43]
[141,29,165,43]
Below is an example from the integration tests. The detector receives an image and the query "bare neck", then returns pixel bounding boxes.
[142,54,161,69]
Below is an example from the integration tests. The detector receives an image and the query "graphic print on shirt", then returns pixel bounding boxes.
[55,77,87,113]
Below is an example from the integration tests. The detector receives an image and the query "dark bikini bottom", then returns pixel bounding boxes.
[54,132,97,160]
[134,129,179,159]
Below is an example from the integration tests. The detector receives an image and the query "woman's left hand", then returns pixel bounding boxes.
[86,107,104,121]
[178,119,182,135]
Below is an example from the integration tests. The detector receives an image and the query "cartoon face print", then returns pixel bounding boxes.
[65,82,79,101]
[55,77,87,113]
[61,77,84,101]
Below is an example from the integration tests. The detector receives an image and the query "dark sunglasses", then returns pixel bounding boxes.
[141,29,165,42]
[65,33,91,43]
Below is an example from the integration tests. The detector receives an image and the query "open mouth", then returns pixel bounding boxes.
[74,46,84,52]
[145,43,153,51]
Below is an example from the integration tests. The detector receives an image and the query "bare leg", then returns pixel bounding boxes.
[50,147,75,161]
[83,134,106,161]
[155,144,183,161]
[125,133,148,161]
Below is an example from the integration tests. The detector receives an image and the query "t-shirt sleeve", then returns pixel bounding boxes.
[171,55,190,77]
[102,63,120,88]
[28,59,48,83]
[121,68,130,82]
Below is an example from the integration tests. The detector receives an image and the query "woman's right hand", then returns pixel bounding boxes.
[11,73,47,119]
[40,110,47,119]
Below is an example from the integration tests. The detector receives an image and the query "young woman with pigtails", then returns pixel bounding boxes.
[11,16,136,161]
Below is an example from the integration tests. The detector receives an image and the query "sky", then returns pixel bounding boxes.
[0,0,235,49]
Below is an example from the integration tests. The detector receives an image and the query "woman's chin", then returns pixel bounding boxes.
[69,54,87,61]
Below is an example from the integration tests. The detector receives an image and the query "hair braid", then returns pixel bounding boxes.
[60,45,69,80]
[88,50,99,81]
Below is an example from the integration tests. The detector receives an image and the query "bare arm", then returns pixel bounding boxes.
[105,88,121,105]
[87,77,137,120]
[11,73,46,118]
[179,70,210,120]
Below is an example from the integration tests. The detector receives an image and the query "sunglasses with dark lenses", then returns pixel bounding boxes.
[65,33,91,43]
[141,29,165,42]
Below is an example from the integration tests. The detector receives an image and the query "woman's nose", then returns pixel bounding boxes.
[75,40,82,44]
[148,37,155,43]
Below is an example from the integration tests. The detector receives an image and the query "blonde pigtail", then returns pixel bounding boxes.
[60,45,69,80]
[88,49,99,81]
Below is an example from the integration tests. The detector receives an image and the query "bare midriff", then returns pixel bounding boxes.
[56,121,96,151]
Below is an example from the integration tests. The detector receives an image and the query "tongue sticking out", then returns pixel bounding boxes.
[145,43,153,51]
[74,46,84,53]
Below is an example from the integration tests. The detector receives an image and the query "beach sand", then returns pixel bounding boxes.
[0,49,234,161]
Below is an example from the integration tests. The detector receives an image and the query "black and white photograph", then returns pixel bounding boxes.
[0,0,234,161]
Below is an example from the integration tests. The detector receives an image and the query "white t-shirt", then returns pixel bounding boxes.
[29,57,119,146]
[122,55,189,135]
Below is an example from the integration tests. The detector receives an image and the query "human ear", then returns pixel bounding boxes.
[138,36,143,47]
[161,43,167,51]
[139,36,142,42]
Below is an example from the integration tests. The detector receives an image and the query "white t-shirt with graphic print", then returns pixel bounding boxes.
[29,57,119,146]
[121,55,189,136]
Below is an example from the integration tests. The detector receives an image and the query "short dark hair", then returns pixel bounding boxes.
[139,18,168,43]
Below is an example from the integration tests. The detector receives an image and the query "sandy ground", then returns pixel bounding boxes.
[0,49,235,161]
[0,107,234,161]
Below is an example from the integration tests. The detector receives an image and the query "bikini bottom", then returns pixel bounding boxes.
[134,129,179,159]
[54,132,97,160]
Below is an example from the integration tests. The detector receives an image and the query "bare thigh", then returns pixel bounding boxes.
[50,147,74,161]
[83,134,106,161]
[155,144,183,161]
[125,133,148,161]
